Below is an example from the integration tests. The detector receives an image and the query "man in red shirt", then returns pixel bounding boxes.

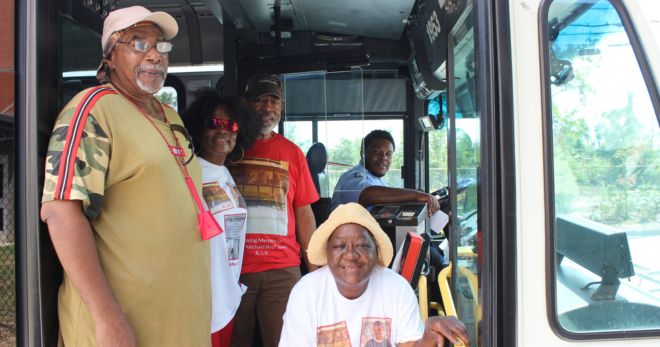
[228,73,319,347]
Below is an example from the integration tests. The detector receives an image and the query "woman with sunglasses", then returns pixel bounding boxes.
[182,88,259,347]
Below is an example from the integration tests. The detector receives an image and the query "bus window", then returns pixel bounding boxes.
[546,0,660,336]
[61,18,102,106]
[283,69,405,196]
[283,70,335,198]
[283,121,313,155]
[319,119,404,192]
[448,6,481,346]
[155,86,178,110]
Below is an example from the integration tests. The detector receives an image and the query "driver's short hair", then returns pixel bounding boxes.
[362,130,395,155]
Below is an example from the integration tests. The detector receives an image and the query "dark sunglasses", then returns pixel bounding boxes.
[207,118,239,133]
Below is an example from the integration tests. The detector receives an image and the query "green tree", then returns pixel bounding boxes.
[551,55,660,225]
[328,137,361,167]
[429,129,449,191]
[283,122,312,154]
[326,137,362,190]
[456,129,477,180]
[155,90,177,109]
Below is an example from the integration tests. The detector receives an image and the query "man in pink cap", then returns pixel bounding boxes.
[41,6,211,346]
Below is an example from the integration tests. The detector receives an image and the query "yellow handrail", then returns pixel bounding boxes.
[438,262,457,317]
[437,262,467,347]
[418,274,429,320]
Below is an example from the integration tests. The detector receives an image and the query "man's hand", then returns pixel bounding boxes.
[359,186,440,216]
[418,193,440,216]
[42,200,135,346]
[420,316,470,347]
[294,204,319,272]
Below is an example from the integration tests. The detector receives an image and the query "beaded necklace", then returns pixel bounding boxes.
[113,85,223,240]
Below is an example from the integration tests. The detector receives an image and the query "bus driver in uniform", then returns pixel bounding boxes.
[331,130,439,215]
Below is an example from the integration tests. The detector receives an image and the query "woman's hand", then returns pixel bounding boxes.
[420,316,470,347]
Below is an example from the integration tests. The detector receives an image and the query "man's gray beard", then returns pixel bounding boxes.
[259,111,279,133]
[137,74,166,94]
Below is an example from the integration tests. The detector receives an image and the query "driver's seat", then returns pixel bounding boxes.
[306,142,331,226]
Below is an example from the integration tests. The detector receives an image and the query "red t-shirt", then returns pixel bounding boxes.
[229,134,319,273]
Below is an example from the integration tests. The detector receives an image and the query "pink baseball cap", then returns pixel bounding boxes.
[96,6,178,82]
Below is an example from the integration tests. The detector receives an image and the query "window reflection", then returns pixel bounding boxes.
[449,8,481,346]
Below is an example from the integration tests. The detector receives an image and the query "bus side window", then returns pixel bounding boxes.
[545,0,660,337]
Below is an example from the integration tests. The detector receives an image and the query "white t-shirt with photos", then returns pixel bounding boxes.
[280,266,423,346]
[200,158,248,332]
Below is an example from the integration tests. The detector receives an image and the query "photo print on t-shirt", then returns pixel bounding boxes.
[228,183,247,208]
[229,157,289,236]
[316,321,351,347]
[202,182,233,212]
[224,213,246,262]
[360,317,393,347]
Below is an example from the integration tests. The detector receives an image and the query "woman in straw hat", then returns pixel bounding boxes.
[279,203,470,347]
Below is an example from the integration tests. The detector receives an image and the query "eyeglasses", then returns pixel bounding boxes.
[116,39,173,54]
[207,118,239,133]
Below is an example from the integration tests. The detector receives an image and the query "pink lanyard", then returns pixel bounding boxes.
[116,88,223,240]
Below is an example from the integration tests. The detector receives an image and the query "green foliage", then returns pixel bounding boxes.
[0,245,15,344]
[553,147,579,214]
[328,137,362,166]
[429,129,449,190]
[284,122,312,154]
[456,129,477,180]
[551,72,659,226]
[155,91,177,109]
[429,129,448,167]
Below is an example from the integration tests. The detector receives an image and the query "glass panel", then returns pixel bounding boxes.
[429,95,449,193]
[283,71,329,199]
[320,69,365,195]
[155,86,179,110]
[283,71,328,130]
[61,18,101,106]
[0,0,15,344]
[547,0,660,334]
[61,17,102,73]
[283,70,407,202]
[319,119,404,193]
[283,69,367,200]
[283,121,313,155]
[448,7,481,346]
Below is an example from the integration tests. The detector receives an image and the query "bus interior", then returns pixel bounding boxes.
[10,0,660,346]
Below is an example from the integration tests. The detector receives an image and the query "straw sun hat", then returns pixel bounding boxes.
[307,203,393,267]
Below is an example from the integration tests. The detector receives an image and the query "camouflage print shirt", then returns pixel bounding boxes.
[42,85,211,347]
[42,87,114,217]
